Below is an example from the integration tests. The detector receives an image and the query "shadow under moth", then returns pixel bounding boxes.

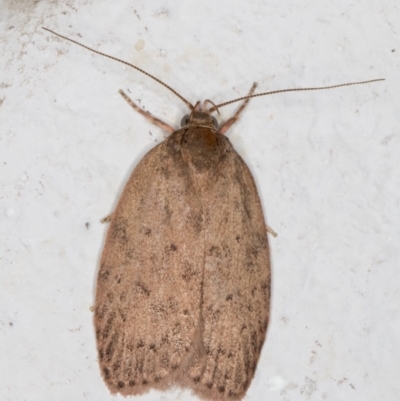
[43,27,383,401]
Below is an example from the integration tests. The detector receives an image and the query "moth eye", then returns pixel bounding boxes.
[180,115,190,127]
[211,116,218,128]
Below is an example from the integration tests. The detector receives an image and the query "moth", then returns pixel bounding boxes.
[43,27,383,401]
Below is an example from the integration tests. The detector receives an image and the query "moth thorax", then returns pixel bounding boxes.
[181,129,223,172]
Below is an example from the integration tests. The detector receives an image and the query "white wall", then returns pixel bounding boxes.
[0,1,397,400]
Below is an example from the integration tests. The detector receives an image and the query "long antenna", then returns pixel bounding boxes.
[43,28,384,114]
[42,27,194,110]
[211,79,385,111]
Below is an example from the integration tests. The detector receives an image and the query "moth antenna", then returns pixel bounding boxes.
[211,79,385,111]
[203,99,221,115]
[42,27,194,110]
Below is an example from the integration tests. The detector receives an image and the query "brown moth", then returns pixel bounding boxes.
[43,27,384,401]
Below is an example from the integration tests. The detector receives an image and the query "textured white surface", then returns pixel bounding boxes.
[0,0,398,400]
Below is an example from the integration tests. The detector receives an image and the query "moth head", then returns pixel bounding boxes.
[180,113,218,129]
[180,101,219,129]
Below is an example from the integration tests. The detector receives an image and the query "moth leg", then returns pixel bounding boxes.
[266,224,278,237]
[119,90,175,134]
[219,82,258,135]
[100,213,113,224]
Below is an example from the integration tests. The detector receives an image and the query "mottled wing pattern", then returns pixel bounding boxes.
[184,140,271,400]
[95,132,205,395]
[95,129,270,401]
